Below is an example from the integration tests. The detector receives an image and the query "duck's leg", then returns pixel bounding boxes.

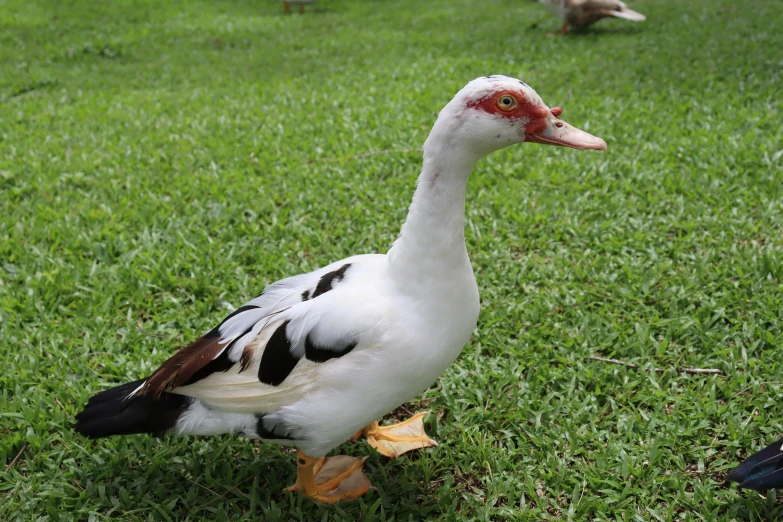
[283,1,291,14]
[284,451,371,503]
[299,4,305,14]
[560,22,570,34]
[357,411,438,459]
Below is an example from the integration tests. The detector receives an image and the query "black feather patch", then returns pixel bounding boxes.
[258,320,300,386]
[74,379,191,438]
[255,414,295,440]
[727,436,783,490]
[304,334,357,363]
[311,263,351,299]
[301,290,310,301]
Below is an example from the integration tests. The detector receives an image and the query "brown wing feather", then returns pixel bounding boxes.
[139,335,225,398]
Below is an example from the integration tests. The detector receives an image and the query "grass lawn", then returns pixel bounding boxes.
[1,0,782,519]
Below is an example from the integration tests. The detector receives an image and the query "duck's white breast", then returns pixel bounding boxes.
[275,258,479,456]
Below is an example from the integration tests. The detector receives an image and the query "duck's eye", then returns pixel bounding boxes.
[497,95,517,111]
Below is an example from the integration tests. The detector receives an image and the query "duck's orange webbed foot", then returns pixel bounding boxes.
[284,451,371,504]
[358,411,438,459]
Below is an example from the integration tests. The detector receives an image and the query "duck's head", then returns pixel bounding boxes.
[429,75,607,157]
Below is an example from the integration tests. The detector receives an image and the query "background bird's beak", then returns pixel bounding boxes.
[525,107,607,151]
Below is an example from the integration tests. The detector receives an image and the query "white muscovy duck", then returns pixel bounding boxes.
[540,0,646,34]
[728,436,783,490]
[75,75,606,503]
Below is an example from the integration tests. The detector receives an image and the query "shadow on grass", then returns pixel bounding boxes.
[567,24,647,36]
[74,439,428,515]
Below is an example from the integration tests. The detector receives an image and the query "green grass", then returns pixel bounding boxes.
[1,0,782,519]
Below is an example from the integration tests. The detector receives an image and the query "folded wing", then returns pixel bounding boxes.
[132,255,380,416]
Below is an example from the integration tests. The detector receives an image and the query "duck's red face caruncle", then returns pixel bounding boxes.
[467,89,607,151]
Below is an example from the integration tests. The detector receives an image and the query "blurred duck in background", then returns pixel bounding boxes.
[283,0,318,14]
[540,0,646,34]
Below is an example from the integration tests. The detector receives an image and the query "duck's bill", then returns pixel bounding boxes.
[526,117,607,151]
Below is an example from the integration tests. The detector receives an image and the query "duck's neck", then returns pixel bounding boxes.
[387,134,480,281]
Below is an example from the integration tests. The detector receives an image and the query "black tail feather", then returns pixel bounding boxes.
[74,379,191,438]
[728,436,783,490]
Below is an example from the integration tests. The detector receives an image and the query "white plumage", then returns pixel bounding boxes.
[170,252,472,457]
